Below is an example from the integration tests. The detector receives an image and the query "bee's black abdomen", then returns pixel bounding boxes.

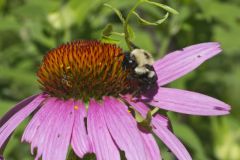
[138,73,157,90]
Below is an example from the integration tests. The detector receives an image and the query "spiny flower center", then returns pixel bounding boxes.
[37,40,132,100]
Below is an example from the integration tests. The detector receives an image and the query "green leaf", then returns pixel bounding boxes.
[104,3,125,23]
[101,24,125,39]
[102,24,113,37]
[101,36,120,44]
[133,11,169,26]
[134,109,144,123]
[111,32,125,37]
[134,109,152,132]
[145,0,179,15]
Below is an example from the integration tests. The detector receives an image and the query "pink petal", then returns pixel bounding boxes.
[154,42,222,86]
[0,94,39,127]
[103,97,147,160]
[140,132,161,160]
[31,98,62,159]
[22,97,58,156]
[71,100,92,158]
[22,98,57,143]
[147,87,230,115]
[43,100,74,160]
[122,95,191,160]
[23,98,75,160]
[0,94,45,148]
[153,120,192,160]
[0,94,39,154]
[87,99,120,160]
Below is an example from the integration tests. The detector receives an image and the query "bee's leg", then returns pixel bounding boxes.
[130,88,141,102]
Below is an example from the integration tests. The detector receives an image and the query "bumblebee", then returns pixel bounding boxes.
[122,47,158,93]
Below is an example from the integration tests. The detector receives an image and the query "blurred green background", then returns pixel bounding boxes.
[0,0,239,159]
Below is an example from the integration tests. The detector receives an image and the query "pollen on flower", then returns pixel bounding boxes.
[74,105,79,110]
[37,40,133,100]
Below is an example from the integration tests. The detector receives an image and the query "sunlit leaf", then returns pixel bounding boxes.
[145,0,179,15]
[133,11,169,26]
[135,109,144,123]
[101,36,120,44]
[138,111,152,132]
[111,32,125,37]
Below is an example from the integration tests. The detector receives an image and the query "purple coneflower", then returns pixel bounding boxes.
[0,40,230,160]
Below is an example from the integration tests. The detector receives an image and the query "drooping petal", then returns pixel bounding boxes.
[153,120,192,160]
[0,94,39,155]
[23,98,75,160]
[140,132,161,160]
[71,101,92,158]
[103,97,147,160]
[0,94,45,148]
[146,87,230,115]
[0,94,39,127]
[87,99,120,160]
[154,42,222,86]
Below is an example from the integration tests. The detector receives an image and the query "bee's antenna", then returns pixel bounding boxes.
[129,41,139,50]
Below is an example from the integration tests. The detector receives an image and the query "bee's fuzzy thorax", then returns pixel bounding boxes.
[122,47,158,93]
[130,49,154,66]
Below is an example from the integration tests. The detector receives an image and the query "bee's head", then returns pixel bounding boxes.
[122,51,137,70]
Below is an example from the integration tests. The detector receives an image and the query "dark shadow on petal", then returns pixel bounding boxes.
[0,94,44,154]
[214,106,230,111]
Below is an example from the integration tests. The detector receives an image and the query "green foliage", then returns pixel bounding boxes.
[102,0,177,49]
[144,0,179,15]
[0,0,239,159]
[132,11,169,26]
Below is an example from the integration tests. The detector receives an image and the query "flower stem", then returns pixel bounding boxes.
[123,0,143,50]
